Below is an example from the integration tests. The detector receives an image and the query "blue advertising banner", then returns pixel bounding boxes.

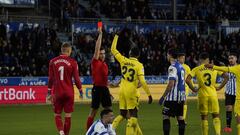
[73,22,197,34]
[221,26,240,35]
[0,0,35,5]
[7,22,45,32]
[0,77,48,86]
[0,76,224,86]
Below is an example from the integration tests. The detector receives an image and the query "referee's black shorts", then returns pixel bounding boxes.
[162,101,184,117]
[91,85,112,109]
[225,94,236,106]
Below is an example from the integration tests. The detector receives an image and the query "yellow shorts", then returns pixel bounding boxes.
[198,96,219,115]
[119,93,139,110]
[118,83,140,110]
[234,99,240,116]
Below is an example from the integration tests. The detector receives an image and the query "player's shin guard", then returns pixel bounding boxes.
[55,115,64,132]
[183,105,187,120]
[178,120,186,135]
[237,124,240,135]
[201,120,208,135]
[126,117,137,135]
[163,119,170,135]
[226,111,232,128]
[64,117,71,135]
[86,116,94,130]
[136,123,143,135]
[213,118,221,135]
[112,115,124,129]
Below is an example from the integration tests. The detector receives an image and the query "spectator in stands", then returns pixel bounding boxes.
[0,21,239,77]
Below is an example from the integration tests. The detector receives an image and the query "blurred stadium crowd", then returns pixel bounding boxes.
[63,0,240,21]
[0,0,240,77]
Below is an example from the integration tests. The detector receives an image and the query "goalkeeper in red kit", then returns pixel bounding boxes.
[47,43,83,135]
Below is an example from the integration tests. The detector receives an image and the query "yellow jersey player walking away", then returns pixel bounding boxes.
[205,53,240,135]
[186,52,229,135]
[178,51,191,121]
[110,35,153,135]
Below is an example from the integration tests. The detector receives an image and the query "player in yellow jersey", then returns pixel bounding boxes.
[205,56,240,135]
[186,52,229,135]
[178,51,191,121]
[110,35,153,135]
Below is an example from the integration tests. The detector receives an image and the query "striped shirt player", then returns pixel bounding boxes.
[225,73,237,96]
[224,72,237,131]
[162,60,186,117]
[159,48,186,135]
[86,120,116,135]
[212,64,240,134]
[165,61,186,102]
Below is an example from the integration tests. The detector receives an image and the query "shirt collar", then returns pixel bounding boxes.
[100,120,107,127]
[60,54,68,57]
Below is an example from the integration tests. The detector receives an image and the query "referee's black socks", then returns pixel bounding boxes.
[178,120,186,135]
[163,119,170,135]
[226,111,232,127]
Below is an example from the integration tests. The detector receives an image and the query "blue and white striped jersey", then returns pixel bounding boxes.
[225,72,236,96]
[165,61,186,101]
[86,120,116,135]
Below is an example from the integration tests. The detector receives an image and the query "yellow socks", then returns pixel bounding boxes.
[237,124,240,135]
[213,118,221,135]
[112,115,124,129]
[183,105,187,120]
[202,120,208,135]
[126,117,138,135]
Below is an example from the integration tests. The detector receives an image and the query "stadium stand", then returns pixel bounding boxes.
[0,0,240,77]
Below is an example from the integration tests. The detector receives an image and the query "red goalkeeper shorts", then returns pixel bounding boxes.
[53,95,74,114]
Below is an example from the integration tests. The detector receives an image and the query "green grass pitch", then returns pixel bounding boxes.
[0,100,237,135]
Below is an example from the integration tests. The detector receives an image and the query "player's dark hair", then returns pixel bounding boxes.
[199,52,209,60]
[177,49,186,57]
[100,109,113,118]
[229,49,238,57]
[129,46,140,58]
[168,48,178,59]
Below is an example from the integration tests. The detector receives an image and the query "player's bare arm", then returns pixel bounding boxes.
[186,74,198,92]
[159,80,174,105]
[162,80,175,98]
[216,72,229,91]
[93,27,103,60]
